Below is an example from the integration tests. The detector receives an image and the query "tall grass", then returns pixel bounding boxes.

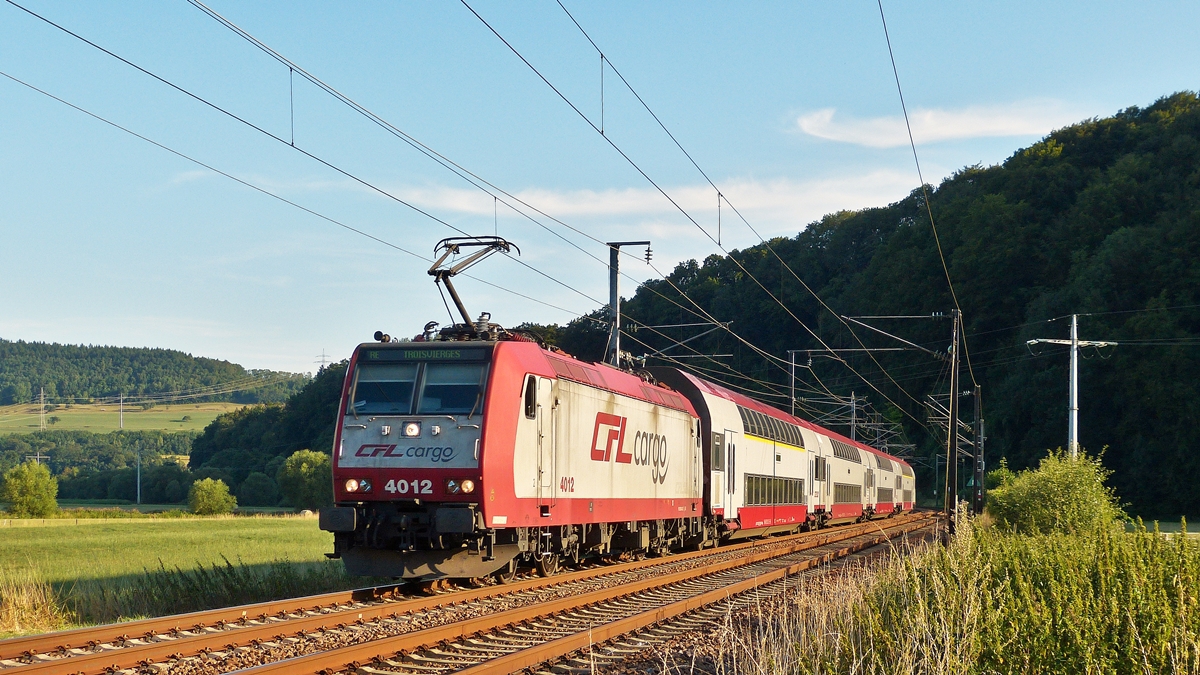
[65,557,371,625]
[0,568,68,636]
[1,557,382,634]
[718,518,1200,674]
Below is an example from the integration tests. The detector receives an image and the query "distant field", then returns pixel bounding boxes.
[0,515,331,584]
[0,402,245,434]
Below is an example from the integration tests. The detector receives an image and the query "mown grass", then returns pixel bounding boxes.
[0,402,244,433]
[0,515,378,635]
[715,518,1200,674]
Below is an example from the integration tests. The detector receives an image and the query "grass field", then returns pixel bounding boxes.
[0,514,366,633]
[0,402,245,434]
[0,515,331,583]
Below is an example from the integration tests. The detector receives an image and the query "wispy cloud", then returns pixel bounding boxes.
[797,101,1082,148]
[396,170,918,237]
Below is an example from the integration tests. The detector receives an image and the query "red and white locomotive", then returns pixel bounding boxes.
[319,238,915,579]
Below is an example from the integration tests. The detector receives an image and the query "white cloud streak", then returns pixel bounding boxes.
[797,101,1082,148]
[396,170,918,238]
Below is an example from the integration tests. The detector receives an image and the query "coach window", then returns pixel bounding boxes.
[711,433,725,471]
[523,375,537,419]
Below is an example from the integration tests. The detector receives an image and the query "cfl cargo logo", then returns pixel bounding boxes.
[589,413,669,484]
[354,444,456,462]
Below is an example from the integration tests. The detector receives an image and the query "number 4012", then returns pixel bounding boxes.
[384,479,432,494]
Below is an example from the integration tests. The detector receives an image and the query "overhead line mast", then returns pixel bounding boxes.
[1027,314,1118,458]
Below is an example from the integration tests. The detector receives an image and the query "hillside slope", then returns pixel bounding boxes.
[552,92,1200,518]
[0,339,308,405]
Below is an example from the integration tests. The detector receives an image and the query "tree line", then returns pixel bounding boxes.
[0,339,309,405]
[537,92,1200,519]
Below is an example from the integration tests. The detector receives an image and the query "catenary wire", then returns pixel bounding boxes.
[876,0,979,389]
[176,0,820,398]
[552,1,936,418]
[0,69,602,328]
[463,0,931,430]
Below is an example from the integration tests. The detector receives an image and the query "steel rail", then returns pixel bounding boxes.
[0,514,928,675]
[0,585,405,662]
[456,517,933,674]
[228,514,931,675]
[0,512,923,668]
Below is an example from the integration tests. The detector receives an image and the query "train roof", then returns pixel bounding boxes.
[537,347,698,417]
[674,370,910,467]
[349,338,699,417]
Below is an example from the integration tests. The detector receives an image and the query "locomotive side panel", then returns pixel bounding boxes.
[504,377,701,526]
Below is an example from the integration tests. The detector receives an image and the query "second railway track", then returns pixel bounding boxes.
[0,512,935,675]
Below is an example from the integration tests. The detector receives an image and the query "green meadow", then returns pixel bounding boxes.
[0,402,244,434]
[0,514,374,635]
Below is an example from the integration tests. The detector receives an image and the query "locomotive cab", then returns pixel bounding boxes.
[321,341,498,578]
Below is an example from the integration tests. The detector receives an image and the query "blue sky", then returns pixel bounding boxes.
[1,1,1197,374]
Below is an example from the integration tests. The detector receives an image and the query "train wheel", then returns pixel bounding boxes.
[494,559,518,584]
[536,553,560,577]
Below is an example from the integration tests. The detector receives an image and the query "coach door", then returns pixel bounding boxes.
[710,432,725,511]
[724,430,737,515]
[535,378,557,510]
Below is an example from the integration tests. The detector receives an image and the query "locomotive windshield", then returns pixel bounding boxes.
[418,363,487,414]
[348,352,489,417]
[352,364,418,414]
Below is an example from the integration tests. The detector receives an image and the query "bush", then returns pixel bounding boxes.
[986,449,1125,534]
[276,449,332,511]
[1,461,58,517]
[237,472,280,507]
[188,478,236,515]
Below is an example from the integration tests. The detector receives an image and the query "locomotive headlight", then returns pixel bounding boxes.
[402,422,422,437]
[430,425,441,436]
[460,479,475,494]
[359,479,372,493]
[446,479,461,494]
[344,478,360,493]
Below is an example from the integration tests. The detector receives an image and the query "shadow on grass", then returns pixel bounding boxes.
[55,558,393,626]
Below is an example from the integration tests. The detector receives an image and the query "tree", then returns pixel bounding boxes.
[237,472,279,507]
[276,449,332,511]
[188,477,236,515]
[1,461,58,517]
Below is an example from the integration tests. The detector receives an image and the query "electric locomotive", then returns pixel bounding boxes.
[319,236,915,580]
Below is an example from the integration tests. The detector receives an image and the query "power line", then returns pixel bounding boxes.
[463,0,931,427]
[178,0,818,392]
[875,0,978,390]
[0,69,596,326]
[550,2,943,418]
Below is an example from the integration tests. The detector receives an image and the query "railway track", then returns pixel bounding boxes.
[0,512,935,675]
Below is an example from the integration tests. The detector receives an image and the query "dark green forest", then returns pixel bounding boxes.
[542,92,1200,519]
[183,362,346,498]
[0,339,309,405]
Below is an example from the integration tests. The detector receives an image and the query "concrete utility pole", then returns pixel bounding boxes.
[120,393,124,430]
[604,241,651,367]
[973,384,985,515]
[945,310,961,539]
[849,391,857,441]
[39,387,46,431]
[1027,314,1117,458]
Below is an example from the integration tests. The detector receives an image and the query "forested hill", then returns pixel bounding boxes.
[0,339,309,405]
[546,92,1200,519]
